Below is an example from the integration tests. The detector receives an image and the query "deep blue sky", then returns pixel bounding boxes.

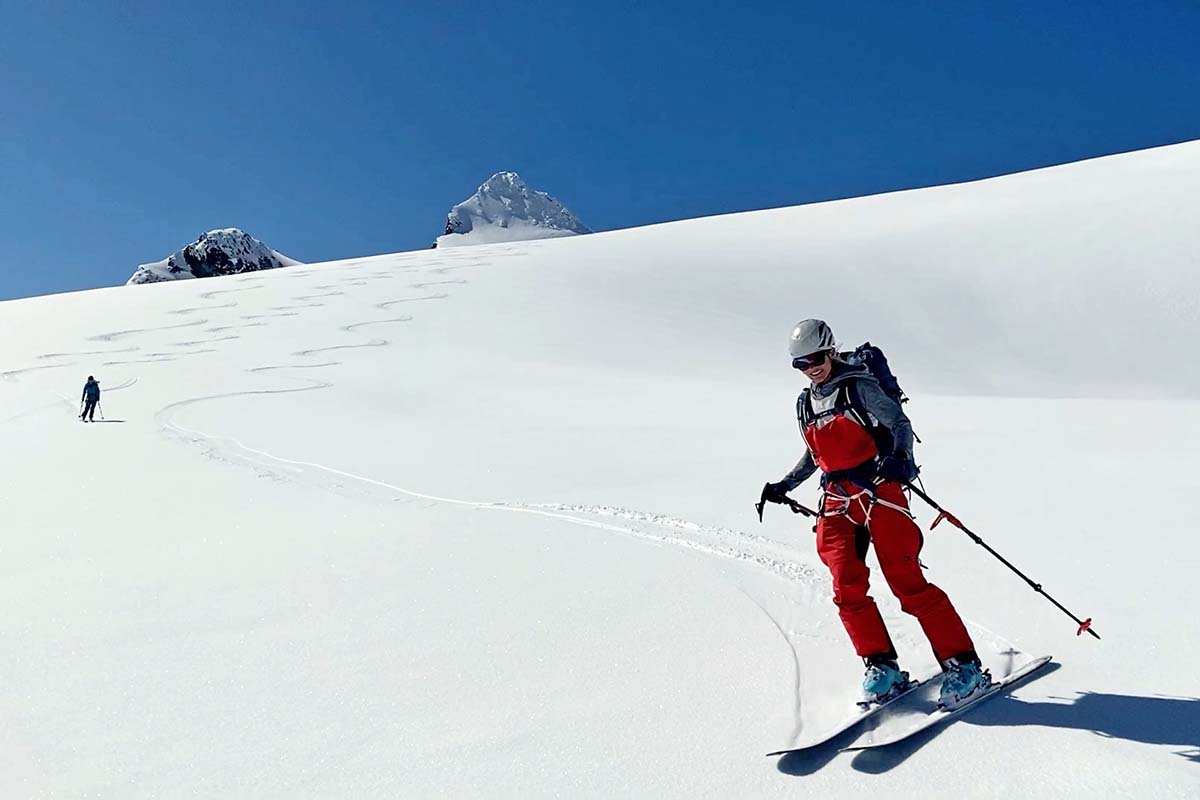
[2,1,1198,300]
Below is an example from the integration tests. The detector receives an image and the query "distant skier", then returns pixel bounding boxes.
[80,376,100,422]
[761,319,987,709]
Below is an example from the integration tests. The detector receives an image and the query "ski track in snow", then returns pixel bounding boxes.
[168,302,238,315]
[147,349,218,358]
[2,363,81,378]
[376,293,449,309]
[340,316,414,332]
[152,367,830,728]
[88,318,208,342]
[741,588,806,743]
[408,279,468,290]
[104,357,177,366]
[247,363,341,373]
[150,408,825,763]
[157,395,824,589]
[292,340,387,358]
[139,263,831,740]
[171,336,240,347]
[429,262,485,275]
[199,284,264,299]
[36,347,138,360]
[295,292,345,301]
[205,323,267,333]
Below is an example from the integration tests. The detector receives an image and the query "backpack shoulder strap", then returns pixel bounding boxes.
[840,381,869,428]
[797,389,813,426]
[845,377,899,455]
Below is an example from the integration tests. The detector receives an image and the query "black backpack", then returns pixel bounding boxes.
[841,342,907,405]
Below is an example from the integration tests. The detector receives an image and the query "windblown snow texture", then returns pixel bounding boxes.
[127,228,301,285]
[435,171,591,248]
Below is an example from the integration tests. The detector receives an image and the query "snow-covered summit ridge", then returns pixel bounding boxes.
[127,228,301,285]
[435,171,591,248]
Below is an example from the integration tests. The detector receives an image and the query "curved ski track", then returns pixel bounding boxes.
[157,392,823,591]
[141,260,832,742]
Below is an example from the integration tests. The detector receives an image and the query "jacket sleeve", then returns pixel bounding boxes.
[781,451,817,490]
[855,380,914,459]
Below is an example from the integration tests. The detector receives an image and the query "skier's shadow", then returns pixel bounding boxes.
[840,663,1200,773]
[774,725,870,776]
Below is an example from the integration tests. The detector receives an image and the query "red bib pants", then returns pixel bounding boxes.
[804,407,974,664]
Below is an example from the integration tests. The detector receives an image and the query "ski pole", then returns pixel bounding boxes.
[755,483,818,523]
[905,482,1100,640]
[97,401,104,420]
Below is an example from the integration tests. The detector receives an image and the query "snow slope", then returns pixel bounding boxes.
[2,142,1198,797]
[435,171,591,248]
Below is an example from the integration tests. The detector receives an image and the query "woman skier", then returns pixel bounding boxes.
[763,319,987,709]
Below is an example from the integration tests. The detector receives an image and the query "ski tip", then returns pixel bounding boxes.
[765,747,809,757]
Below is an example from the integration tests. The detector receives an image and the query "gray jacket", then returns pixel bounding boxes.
[779,361,914,490]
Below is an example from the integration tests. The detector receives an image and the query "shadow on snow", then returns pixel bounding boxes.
[777,663,1200,775]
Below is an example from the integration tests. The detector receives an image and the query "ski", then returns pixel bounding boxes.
[765,674,934,756]
[840,655,1053,751]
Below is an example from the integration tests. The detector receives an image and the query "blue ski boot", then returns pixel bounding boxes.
[858,660,911,708]
[938,657,992,709]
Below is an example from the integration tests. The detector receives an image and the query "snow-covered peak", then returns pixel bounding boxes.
[127,228,301,285]
[435,171,591,248]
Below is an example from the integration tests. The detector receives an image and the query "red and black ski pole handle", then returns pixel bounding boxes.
[755,484,818,523]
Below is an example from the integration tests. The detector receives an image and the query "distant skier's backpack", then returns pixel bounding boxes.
[840,342,907,406]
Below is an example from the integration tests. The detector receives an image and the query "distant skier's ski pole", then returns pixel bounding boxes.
[905,482,1100,640]
[97,402,104,420]
[755,483,818,523]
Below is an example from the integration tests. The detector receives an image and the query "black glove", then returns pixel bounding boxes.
[876,455,918,484]
[762,481,792,503]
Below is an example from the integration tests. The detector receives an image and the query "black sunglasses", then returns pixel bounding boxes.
[792,351,831,370]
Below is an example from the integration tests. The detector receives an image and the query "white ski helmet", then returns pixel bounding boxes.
[788,319,837,359]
